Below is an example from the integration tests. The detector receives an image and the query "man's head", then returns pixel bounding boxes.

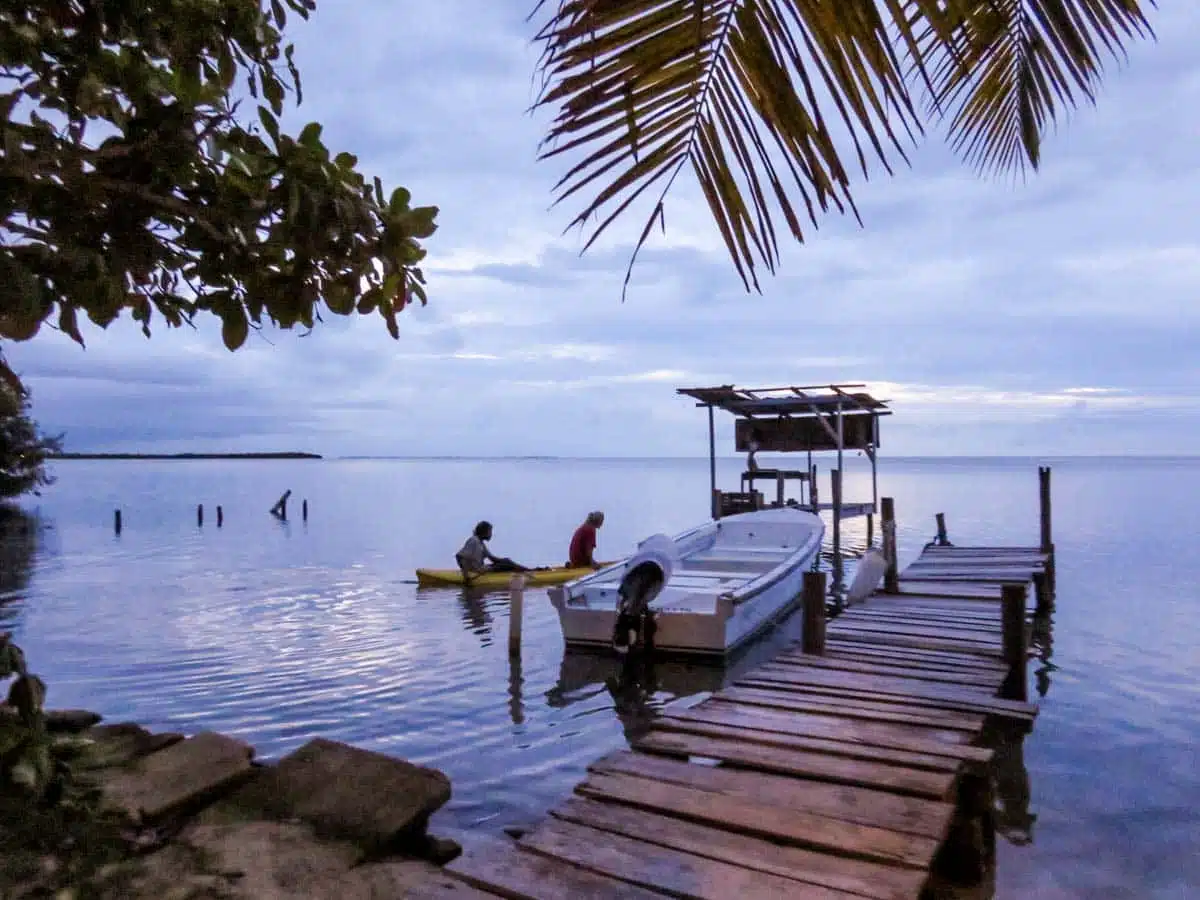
[474,521,493,540]
[587,510,605,528]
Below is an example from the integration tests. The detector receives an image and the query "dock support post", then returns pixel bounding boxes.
[866,514,874,548]
[801,571,826,655]
[707,405,717,517]
[508,575,526,658]
[935,512,949,546]
[830,468,842,558]
[1039,466,1056,593]
[1001,583,1029,702]
[216,505,224,528]
[881,497,898,593]
[1032,570,1051,615]
[114,509,122,535]
[809,464,819,513]
[197,504,203,527]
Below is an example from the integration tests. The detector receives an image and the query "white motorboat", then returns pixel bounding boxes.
[548,507,825,657]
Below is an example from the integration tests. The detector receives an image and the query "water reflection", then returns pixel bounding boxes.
[1029,609,1057,699]
[991,724,1037,846]
[0,506,39,629]
[453,587,494,645]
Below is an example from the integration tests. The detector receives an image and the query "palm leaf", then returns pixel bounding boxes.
[925,0,1156,174]
[530,0,1156,293]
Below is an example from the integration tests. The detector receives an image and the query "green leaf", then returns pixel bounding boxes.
[389,187,411,213]
[262,73,285,115]
[334,152,357,169]
[408,206,439,239]
[221,307,249,350]
[299,122,323,147]
[258,106,280,147]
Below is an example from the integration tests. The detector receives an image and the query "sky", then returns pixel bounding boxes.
[7,1,1200,457]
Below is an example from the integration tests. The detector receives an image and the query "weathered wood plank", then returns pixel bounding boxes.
[828,620,1003,647]
[661,706,992,763]
[523,817,864,899]
[821,641,1006,672]
[576,772,941,869]
[743,665,1033,712]
[587,751,957,838]
[855,605,1003,624]
[552,797,928,900]
[738,675,1037,722]
[833,615,1002,639]
[633,729,957,800]
[898,573,1032,584]
[447,838,664,899]
[648,717,968,772]
[828,629,1006,654]
[891,582,1003,600]
[720,685,984,734]
[772,653,1005,688]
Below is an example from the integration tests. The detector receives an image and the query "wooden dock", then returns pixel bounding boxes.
[441,538,1050,900]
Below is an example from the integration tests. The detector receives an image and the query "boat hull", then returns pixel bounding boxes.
[549,508,824,657]
[415,563,615,589]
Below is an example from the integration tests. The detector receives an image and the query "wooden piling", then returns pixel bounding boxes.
[113,509,122,535]
[216,506,224,528]
[800,571,826,654]
[1033,570,1051,615]
[865,513,874,548]
[881,496,898,593]
[809,464,818,512]
[302,499,308,522]
[508,575,526,658]
[1001,582,1029,702]
[1038,466,1052,552]
[830,468,842,564]
[935,512,949,546]
[197,504,203,527]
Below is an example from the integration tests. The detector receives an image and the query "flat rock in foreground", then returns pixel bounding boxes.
[101,731,255,823]
[206,737,451,855]
[79,723,185,770]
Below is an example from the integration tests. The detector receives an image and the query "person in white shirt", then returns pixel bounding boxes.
[456,521,525,581]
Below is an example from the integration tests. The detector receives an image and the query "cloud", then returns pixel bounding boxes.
[6,1,1200,456]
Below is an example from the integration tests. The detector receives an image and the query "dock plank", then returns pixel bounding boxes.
[719,685,985,734]
[828,620,1002,648]
[739,675,1037,722]
[829,629,1005,654]
[552,797,928,900]
[892,582,1004,600]
[576,771,941,869]
[742,665,1034,712]
[772,653,1006,688]
[523,817,864,899]
[446,838,664,899]
[649,716,969,772]
[821,641,1006,672]
[632,729,957,799]
[664,703,987,759]
[587,751,956,838]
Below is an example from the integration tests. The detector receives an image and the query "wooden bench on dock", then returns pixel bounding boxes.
[440,541,1049,899]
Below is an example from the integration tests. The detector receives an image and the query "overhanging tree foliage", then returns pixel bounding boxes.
[530,0,1156,294]
[0,356,60,500]
[1,0,438,389]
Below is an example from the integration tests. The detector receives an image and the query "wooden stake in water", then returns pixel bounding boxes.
[508,575,527,658]
[302,499,308,521]
[935,512,949,546]
[216,505,224,528]
[114,509,122,535]
[197,504,204,527]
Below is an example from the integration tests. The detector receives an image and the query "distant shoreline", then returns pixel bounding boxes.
[49,452,323,460]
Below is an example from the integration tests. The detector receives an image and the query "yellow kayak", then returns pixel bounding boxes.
[415,562,616,589]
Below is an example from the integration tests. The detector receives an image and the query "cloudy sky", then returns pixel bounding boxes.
[8,1,1199,457]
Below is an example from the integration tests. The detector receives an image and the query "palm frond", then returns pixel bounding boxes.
[927,0,1156,174]
[531,0,929,294]
[530,0,1157,294]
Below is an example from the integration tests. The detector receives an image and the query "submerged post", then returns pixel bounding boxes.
[1001,582,1028,702]
[216,505,224,528]
[113,509,122,535]
[881,497,898,593]
[302,499,309,522]
[508,575,526,658]
[801,571,827,654]
[197,504,203,527]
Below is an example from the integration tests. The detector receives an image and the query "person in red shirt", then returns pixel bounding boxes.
[568,511,605,568]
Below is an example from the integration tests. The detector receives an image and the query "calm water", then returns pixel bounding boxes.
[3,456,1198,897]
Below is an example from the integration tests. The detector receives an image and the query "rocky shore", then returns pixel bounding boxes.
[2,709,485,899]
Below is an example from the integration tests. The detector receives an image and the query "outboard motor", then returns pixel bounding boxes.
[613,534,677,654]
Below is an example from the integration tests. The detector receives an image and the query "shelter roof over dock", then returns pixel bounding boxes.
[676,384,891,418]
